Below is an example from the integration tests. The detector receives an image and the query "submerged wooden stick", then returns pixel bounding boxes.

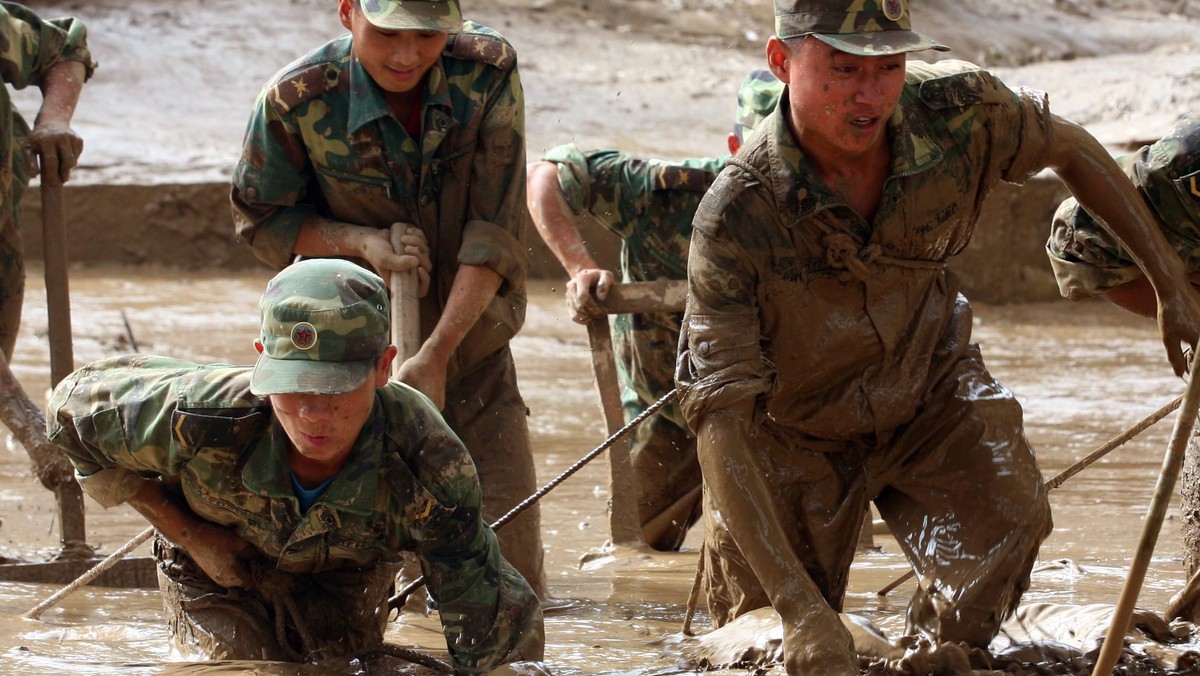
[24,526,155,620]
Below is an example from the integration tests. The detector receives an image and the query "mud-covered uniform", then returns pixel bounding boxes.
[677,60,1054,646]
[48,355,543,670]
[1047,113,1200,298]
[230,23,544,592]
[542,143,724,550]
[0,3,94,359]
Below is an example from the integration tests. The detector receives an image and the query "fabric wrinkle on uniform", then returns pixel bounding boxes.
[230,20,546,596]
[677,57,1056,661]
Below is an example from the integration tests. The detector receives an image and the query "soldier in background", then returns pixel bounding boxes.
[526,69,782,550]
[231,0,547,599]
[1047,112,1200,317]
[47,258,544,669]
[0,3,95,490]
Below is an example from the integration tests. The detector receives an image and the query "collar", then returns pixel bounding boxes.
[347,54,453,134]
[243,398,384,517]
[769,83,944,223]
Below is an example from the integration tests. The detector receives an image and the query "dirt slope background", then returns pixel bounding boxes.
[11,0,1200,297]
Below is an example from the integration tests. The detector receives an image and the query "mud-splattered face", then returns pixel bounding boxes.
[768,35,906,161]
[339,0,449,97]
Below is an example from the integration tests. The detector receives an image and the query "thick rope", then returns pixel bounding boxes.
[389,388,680,611]
[822,232,945,282]
[24,526,155,620]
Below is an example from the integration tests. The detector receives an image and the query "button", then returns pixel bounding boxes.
[697,341,710,356]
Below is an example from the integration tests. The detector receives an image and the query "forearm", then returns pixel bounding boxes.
[293,214,377,260]
[126,478,215,547]
[35,60,85,128]
[527,162,599,276]
[422,264,503,365]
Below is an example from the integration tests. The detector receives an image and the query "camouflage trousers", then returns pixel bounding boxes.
[701,344,1052,649]
[630,408,701,551]
[441,346,545,599]
[153,534,399,661]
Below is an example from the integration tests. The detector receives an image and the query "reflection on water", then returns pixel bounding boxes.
[0,267,1193,673]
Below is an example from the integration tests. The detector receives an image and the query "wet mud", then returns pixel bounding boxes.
[0,270,1195,673]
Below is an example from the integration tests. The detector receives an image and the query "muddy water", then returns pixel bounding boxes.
[0,266,1193,674]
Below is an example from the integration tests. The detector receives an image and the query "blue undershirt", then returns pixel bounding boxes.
[291,473,336,512]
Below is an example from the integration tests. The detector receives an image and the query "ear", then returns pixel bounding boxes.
[727,132,741,155]
[254,339,265,355]
[376,345,399,386]
[338,0,354,31]
[766,36,790,81]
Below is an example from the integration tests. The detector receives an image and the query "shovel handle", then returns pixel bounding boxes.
[389,225,421,371]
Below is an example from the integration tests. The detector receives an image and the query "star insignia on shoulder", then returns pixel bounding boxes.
[292,80,310,97]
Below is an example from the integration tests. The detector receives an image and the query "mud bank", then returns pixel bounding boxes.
[19,172,1070,304]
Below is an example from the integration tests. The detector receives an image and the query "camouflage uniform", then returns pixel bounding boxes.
[230,22,544,593]
[47,355,543,671]
[677,60,1054,647]
[1047,113,1200,298]
[0,3,95,359]
[544,144,721,550]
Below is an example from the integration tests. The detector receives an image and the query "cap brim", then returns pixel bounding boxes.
[813,31,950,57]
[363,3,462,32]
[250,354,374,396]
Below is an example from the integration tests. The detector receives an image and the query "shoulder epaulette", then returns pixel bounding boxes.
[268,62,341,114]
[652,165,716,193]
[446,29,517,70]
[906,60,1010,111]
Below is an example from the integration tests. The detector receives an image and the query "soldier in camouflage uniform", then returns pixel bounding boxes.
[1047,112,1200,316]
[675,1,1200,672]
[527,69,782,551]
[0,3,94,491]
[47,258,544,670]
[230,0,547,598]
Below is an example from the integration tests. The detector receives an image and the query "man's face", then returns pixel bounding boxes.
[768,36,906,160]
[270,353,390,475]
[339,0,449,97]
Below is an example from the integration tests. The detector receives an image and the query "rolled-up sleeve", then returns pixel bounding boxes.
[47,356,195,508]
[459,65,530,297]
[231,88,317,270]
[0,5,97,87]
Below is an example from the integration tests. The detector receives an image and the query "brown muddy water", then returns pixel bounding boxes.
[0,266,1195,674]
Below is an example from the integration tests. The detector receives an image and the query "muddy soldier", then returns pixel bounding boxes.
[675,0,1200,672]
[0,2,93,488]
[47,259,544,669]
[230,0,547,598]
[527,69,782,551]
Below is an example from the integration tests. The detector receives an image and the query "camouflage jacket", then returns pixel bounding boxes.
[677,60,1055,440]
[0,2,95,223]
[48,355,542,673]
[543,143,724,428]
[1047,113,1200,299]
[232,22,530,379]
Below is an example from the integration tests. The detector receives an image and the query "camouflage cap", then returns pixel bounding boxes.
[251,259,391,396]
[774,0,948,56]
[733,68,785,143]
[360,0,462,32]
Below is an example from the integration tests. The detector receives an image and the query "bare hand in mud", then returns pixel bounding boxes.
[30,444,74,491]
[25,122,83,184]
[565,269,615,324]
[1155,285,1200,377]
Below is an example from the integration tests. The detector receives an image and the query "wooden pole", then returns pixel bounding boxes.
[389,225,421,370]
[1091,358,1200,675]
[41,176,90,559]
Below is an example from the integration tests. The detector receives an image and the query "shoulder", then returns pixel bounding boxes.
[694,144,772,239]
[444,21,518,71]
[904,59,1018,110]
[262,36,351,115]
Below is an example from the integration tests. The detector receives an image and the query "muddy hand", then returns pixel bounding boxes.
[395,224,432,297]
[566,269,615,324]
[25,122,83,184]
[30,440,75,491]
[187,524,256,588]
[1156,285,1200,378]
